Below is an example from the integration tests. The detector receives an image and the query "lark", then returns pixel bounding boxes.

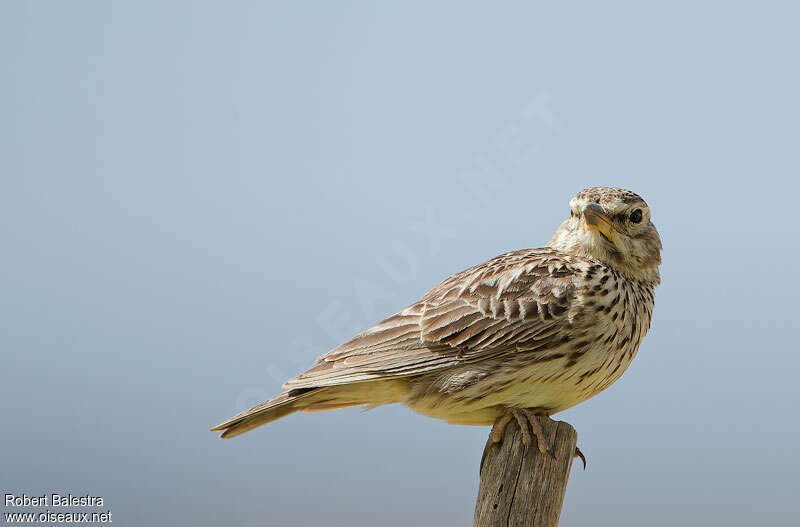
[212,187,662,455]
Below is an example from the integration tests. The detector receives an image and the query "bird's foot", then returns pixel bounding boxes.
[489,408,550,455]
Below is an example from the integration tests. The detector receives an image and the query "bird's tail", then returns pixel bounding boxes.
[210,384,386,438]
[210,389,319,438]
[211,380,409,438]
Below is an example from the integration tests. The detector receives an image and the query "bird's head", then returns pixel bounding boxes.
[548,187,662,284]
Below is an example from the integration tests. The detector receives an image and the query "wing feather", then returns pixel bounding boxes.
[282,248,586,390]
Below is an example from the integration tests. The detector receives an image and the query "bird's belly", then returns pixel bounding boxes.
[404,347,635,425]
[481,357,606,413]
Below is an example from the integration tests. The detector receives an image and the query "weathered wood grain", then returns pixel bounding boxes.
[474,418,578,527]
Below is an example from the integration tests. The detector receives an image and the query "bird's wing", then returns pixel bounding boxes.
[282,248,588,390]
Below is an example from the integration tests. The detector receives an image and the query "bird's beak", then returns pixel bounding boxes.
[583,203,616,242]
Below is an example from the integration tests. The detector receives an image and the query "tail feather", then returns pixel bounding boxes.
[210,379,408,438]
[210,389,317,438]
[300,401,365,413]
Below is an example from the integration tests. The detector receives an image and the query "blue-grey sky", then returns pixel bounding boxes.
[2,2,798,526]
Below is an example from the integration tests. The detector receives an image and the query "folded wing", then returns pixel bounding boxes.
[283,249,583,390]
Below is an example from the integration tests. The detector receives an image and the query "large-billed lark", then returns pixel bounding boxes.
[212,187,662,453]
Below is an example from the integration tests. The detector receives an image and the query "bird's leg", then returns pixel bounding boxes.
[488,412,513,444]
[518,409,549,455]
[488,408,550,455]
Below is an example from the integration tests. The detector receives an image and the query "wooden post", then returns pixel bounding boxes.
[474,418,578,527]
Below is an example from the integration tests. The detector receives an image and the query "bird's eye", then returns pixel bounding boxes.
[629,209,643,223]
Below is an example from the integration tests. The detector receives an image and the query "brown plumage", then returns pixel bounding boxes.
[211,187,662,443]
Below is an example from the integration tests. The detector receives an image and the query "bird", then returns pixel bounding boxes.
[211,187,662,455]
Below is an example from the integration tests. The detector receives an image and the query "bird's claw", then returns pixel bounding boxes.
[574,446,587,470]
